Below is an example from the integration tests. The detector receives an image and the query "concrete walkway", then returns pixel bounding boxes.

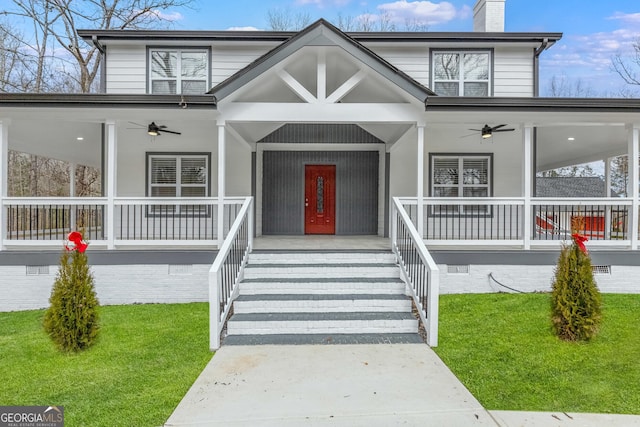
[165,344,640,427]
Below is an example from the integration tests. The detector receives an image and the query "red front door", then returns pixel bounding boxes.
[305,165,336,234]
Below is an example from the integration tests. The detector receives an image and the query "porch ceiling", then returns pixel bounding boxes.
[2,107,216,167]
[424,108,636,171]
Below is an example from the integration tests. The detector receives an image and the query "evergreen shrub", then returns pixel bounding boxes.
[550,217,602,341]
[43,232,100,352]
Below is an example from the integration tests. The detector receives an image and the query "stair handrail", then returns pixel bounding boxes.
[209,196,254,350]
[391,197,439,347]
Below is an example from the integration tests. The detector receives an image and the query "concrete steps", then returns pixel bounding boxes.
[224,251,421,345]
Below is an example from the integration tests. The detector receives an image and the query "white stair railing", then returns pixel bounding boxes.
[209,197,253,350]
[391,197,439,347]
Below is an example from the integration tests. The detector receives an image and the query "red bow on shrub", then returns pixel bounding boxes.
[571,233,588,254]
[65,231,88,253]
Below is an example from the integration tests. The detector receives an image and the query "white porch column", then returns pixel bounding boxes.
[217,121,226,247]
[106,121,117,249]
[417,124,425,238]
[69,162,77,229]
[605,157,612,240]
[0,120,8,250]
[628,124,639,250]
[522,124,534,250]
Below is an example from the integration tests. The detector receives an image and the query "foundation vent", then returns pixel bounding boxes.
[169,264,193,275]
[591,265,611,275]
[447,264,470,274]
[26,265,50,275]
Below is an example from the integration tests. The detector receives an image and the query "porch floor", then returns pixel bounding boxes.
[252,235,389,251]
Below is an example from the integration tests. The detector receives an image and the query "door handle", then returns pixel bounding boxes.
[305,203,309,207]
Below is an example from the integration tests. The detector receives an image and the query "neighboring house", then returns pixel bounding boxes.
[535,177,623,240]
[1,0,640,311]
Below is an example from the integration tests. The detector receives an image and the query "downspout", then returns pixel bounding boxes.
[91,35,107,93]
[533,38,550,97]
[532,39,549,200]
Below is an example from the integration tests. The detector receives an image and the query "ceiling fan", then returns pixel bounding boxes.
[465,124,515,139]
[146,122,181,136]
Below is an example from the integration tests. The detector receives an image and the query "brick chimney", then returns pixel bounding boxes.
[473,0,505,32]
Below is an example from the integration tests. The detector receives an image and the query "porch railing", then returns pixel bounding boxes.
[209,196,253,350]
[391,197,439,347]
[400,197,636,248]
[4,197,107,243]
[2,197,246,248]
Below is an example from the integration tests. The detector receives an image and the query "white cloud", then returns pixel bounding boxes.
[226,26,262,31]
[149,10,184,22]
[295,0,351,8]
[608,12,640,25]
[540,20,640,94]
[375,1,470,26]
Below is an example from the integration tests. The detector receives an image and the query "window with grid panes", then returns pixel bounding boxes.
[148,154,209,215]
[431,154,491,214]
[149,49,208,95]
[432,51,490,96]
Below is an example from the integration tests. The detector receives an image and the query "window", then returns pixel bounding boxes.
[149,49,209,95]
[432,51,490,96]
[430,154,492,214]
[147,153,210,214]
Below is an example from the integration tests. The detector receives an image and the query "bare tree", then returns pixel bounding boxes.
[4,0,196,93]
[267,9,430,32]
[612,38,640,87]
[547,75,598,98]
[267,8,311,31]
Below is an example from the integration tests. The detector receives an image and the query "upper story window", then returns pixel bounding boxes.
[432,51,491,96]
[149,49,209,95]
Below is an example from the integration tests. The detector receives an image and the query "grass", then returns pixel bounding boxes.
[433,293,640,414]
[0,303,213,427]
[2,296,639,424]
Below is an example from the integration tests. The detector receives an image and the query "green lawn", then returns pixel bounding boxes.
[2,295,639,425]
[0,303,213,427]
[433,293,640,414]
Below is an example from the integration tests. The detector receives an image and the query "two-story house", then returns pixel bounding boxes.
[1,0,639,315]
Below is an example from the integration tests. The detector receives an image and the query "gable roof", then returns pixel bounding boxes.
[207,19,436,103]
[536,177,618,198]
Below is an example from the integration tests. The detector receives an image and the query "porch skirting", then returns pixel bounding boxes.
[1,248,639,312]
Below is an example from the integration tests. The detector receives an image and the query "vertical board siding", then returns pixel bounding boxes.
[259,124,384,144]
[263,151,379,235]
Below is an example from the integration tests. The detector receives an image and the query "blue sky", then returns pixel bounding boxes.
[1,0,638,95]
[172,0,640,96]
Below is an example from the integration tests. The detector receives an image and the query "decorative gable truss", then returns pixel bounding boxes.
[210,19,434,108]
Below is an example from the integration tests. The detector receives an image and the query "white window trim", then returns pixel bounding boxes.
[147,153,210,215]
[430,153,493,215]
[432,50,492,97]
[148,48,209,95]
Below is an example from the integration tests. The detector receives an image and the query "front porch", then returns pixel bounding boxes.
[1,196,637,251]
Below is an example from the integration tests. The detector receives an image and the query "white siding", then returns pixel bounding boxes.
[389,128,418,198]
[106,45,147,94]
[493,46,534,97]
[103,41,534,97]
[400,127,524,198]
[365,44,430,87]
[211,44,276,87]
[114,127,252,197]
